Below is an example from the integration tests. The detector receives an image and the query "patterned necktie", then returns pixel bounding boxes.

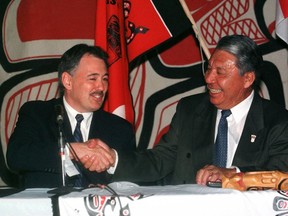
[73,114,84,142]
[214,109,232,168]
[73,114,84,187]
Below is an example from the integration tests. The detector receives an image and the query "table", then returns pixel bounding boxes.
[1,182,288,216]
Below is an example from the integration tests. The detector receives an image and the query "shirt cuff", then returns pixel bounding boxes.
[65,145,70,156]
[230,166,241,173]
[107,149,118,174]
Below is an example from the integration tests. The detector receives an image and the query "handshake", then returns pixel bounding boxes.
[70,138,116,173]
[220,171,288,191]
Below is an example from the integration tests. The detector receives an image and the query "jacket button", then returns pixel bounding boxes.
[186,153,191,158]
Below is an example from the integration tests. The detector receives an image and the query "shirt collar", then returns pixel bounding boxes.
[63,97,93,127]
[230,90,254,123]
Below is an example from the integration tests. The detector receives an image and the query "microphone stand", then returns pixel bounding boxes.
[49,105,83,195]
[57,121,66,187]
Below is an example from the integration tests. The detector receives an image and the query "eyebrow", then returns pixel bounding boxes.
[87,72,109,77]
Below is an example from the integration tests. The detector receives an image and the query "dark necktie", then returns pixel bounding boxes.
[74,114,84,142]
[214,109,232,168]
[73,114,84,187]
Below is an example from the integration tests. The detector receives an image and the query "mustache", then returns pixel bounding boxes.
[90,91,105,97]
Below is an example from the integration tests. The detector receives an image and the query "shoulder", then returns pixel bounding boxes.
[256,94,287,113]
[19,98,60,113]
[94,109,133,128]
[261,97,287,111]
[179,92,208,103]
[169,92,214,122]
[254,94,288,122]
[177,92,210,110]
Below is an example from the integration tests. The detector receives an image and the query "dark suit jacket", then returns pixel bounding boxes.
[114,92,288,185]
[7,98,136,188]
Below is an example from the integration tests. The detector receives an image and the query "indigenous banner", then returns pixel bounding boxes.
[126,0,191,62]
[95,0,134,124]
[276,0,288,44]
[95,0,191,124]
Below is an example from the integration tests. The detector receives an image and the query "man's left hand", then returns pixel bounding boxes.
[196,164,236,186]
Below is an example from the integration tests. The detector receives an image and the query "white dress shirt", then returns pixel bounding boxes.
[63,97,93,141]
[63,97,117,174]
[215,91,254,168]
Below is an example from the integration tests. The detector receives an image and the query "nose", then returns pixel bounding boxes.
[205,70,216,84]
[97,80,104,90]
[95,79,106,91]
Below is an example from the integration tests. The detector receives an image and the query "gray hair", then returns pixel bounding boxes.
[215,35,263,77]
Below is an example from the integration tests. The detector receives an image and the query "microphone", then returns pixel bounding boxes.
[55,104,64,125]
[55,104,65,186]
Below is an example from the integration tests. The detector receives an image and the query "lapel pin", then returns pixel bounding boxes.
[251,135,256,143]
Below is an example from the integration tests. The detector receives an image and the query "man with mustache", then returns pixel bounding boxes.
[7,44,136,188]
[83,35,288,186]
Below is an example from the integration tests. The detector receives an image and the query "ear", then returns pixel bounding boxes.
[62,72,72,90]
[243,71,255,88]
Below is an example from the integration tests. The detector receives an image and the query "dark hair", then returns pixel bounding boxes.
[215,35,263,85]
[58,44,109,95]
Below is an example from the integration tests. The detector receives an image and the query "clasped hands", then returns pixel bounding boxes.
[70,138,115,172]
[196,164,237,186]
[70,139,237,185]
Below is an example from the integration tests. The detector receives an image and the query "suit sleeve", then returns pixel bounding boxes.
[6,102,61,174]
[113,99,187,184]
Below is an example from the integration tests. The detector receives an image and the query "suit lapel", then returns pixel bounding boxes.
[233,93,264,165]
[53,98,74,143]
[88,111,100,139]
[187,97,217,166]
[193,102,217,148]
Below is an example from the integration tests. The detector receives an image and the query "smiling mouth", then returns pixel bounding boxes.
[207,86,222,94]
[91,91,104,100]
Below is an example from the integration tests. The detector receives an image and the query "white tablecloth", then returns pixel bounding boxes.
[1,182,288,216]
